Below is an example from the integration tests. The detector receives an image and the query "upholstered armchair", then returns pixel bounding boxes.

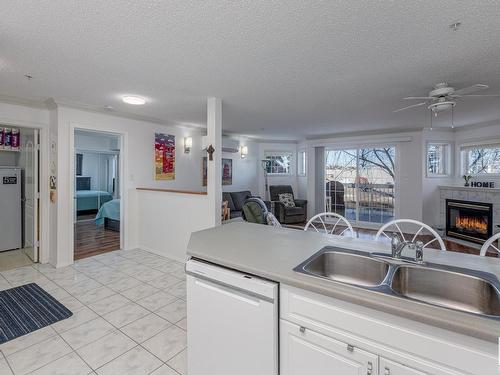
[269,185,307,224]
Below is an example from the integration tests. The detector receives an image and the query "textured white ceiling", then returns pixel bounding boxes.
[1,1,500,139]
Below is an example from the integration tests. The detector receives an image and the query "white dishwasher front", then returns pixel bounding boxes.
[186,259,278,375]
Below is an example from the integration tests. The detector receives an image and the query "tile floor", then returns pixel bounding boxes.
[0,248,188,374]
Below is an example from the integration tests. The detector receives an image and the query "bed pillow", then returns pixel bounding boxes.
[278,193,295,207]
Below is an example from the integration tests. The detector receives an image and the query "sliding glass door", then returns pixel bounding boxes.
[325,146,396,225]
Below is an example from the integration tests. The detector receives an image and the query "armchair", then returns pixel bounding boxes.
[269,185,307,224]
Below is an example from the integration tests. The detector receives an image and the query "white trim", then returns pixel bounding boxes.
[69,124,128,263]
[309,135,412,149]
[0,117,50,265]
[425,141,452,178]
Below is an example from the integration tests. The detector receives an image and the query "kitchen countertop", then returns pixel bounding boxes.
[187,221,500,343]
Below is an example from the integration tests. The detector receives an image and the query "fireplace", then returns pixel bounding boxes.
[446,199,493,244]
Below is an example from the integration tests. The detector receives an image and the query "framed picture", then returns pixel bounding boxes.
[155,133,175,180]
[202,157,233,186]
[222,158,232,185]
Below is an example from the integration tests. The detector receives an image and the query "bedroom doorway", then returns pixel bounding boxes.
[73,130,121,260]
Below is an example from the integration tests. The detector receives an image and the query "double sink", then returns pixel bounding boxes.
[294,247,500,319]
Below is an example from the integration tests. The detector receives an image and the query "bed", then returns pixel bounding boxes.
[76,177,113,213]
[95,199,120,232]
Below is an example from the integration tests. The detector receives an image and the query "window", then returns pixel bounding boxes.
[325,146,396,224]
[76,153,83,176]
[462,144,500,175]
[264,152,292,174]
[426,143,450,177]
[298,150,306,176]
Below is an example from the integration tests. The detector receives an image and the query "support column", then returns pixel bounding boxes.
[206,97,222,227]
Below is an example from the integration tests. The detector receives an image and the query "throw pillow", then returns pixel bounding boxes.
[278,193,295,208]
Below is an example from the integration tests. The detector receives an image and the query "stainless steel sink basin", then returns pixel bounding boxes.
[299,250,390,287]
[294,246,500,320]
[391,265,500,317]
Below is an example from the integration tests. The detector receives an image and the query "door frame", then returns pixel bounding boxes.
[324,144,399,229]
[0,117,48,264]
[69,125,128,261]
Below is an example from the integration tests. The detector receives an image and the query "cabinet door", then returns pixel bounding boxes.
[281,320,378,375]
[380,358,428,375]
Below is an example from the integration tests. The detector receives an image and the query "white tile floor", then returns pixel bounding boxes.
[0,249,188,375]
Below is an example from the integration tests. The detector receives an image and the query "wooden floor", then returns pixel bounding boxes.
[74,221,120,260]
[284,223,498,257]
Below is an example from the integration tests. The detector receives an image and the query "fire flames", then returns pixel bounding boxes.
[455,216,488,234]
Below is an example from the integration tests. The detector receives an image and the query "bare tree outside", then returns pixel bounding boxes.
[325,147,396,224]
[466,147,500,174]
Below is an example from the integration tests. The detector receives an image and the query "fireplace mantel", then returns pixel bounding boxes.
[438,185,500,193]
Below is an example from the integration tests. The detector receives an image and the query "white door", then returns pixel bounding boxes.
[379,358,428,375]
[280,320,378,375]
[23,129,39,262]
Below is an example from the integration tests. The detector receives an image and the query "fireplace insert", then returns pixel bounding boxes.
[446,199,493,244]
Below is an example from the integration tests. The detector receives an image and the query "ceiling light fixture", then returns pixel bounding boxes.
[122,95,146,105]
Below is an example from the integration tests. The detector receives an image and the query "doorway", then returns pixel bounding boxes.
[0,127,40,271]
[325,146,397,225]
[73,130,122,260]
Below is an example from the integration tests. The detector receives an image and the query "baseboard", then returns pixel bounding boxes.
[137,245,187,263]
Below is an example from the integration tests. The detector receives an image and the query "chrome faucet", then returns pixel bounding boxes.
[391,233,424,262]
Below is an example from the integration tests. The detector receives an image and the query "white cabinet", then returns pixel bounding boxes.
[280,285,496,375]
[281,320,378,375]
[380,358,427,375]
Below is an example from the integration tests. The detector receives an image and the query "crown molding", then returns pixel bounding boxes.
[0,95,48,109]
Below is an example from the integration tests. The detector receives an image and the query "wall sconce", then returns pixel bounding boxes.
[240,145,248,159]
[184,137,193,153]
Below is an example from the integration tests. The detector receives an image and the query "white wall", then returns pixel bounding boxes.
[135,189,212,261]
[421,128,455,227]
[54,105,209,266]
[221,138,259,194]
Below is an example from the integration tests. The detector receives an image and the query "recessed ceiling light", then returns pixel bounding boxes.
[122,95,146,105]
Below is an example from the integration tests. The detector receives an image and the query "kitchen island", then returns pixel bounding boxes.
[186,221,500,375]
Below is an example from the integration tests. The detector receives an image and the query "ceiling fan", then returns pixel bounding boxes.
[394,82,499,115]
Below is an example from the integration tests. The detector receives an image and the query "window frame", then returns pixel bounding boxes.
[461,142,500,176]
[298,149,306,176]
[264,151,293,175]
[426,141,452,178]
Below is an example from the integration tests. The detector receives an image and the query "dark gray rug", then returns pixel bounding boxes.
[0,283,72,344]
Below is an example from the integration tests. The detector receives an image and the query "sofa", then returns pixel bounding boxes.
[223,191,269,219]
[269,185,307,224]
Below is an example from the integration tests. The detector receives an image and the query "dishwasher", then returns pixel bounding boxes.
[186,258,278,375]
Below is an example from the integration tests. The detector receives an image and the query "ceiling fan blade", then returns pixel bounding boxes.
[453,84,489,95]
[393,102,427,113]
[403,96,434,100]
[452,94,500,97]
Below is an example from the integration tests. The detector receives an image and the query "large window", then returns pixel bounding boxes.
[462,144,500,175]
[264,152,292,175]
[325,146,396,224]
[427,143,450,177]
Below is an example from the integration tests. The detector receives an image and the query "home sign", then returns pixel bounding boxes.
[470,181,495,188]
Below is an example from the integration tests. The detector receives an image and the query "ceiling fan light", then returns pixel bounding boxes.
[122,95,146,105]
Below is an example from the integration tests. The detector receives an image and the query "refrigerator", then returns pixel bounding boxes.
[0,167,22,251]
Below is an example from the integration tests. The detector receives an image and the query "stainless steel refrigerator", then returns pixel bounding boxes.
[0,167,22,251]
